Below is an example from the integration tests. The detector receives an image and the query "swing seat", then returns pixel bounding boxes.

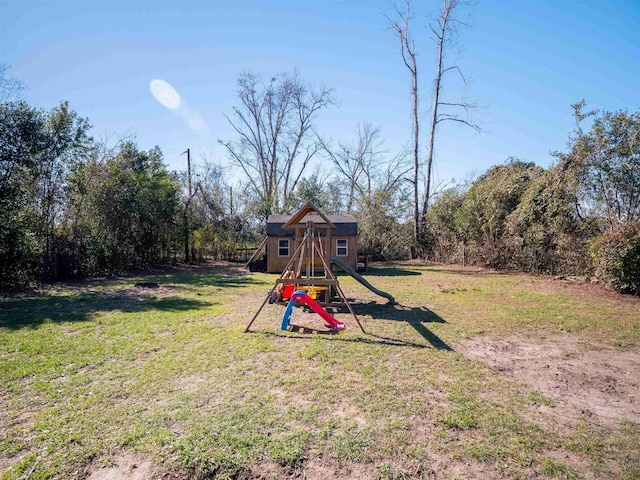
[282,284,295,300]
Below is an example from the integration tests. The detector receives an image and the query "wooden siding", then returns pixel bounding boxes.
[266,234,357,273]
[331,236,357,267]
[267,236,293,273]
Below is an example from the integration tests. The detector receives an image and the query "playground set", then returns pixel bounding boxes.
[244,203,395,333]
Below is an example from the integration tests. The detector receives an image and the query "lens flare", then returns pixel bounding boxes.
[182,108,206,132]
[150,79,181,110]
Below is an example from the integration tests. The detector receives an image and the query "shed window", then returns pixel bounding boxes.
[336,239,348,256]
[278,239,290,257]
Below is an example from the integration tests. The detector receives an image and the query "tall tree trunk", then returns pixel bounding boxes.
[412,58,420,250]
[390,0,420,256]
[422,0,480,224]
[423,1,448,223]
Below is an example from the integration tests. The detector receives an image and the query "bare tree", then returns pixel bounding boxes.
[220,71,333,219]
[318,122,384,212]
[389,1,421,249]
[320,123,411,217]
[0,64,23,101]
[423,0,480,221]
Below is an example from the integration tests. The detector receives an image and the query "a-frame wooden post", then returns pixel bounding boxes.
[243,236,268,268]
[244,231,309,333]
[312,241,366,334]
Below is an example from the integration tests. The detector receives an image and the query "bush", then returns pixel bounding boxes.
[355,189,413,261]
[0,221,41,288]
[453,159,542,268]
[507,169,594,275]
[591,222,640,295]
[424,187,466,263]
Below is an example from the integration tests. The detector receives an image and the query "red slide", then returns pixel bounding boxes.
[291,291,345,331]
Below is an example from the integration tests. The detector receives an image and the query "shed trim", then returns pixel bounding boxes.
[282,202,335,230]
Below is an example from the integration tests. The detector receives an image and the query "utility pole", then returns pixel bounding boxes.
[182,148,192,263]
[185,148,192,197]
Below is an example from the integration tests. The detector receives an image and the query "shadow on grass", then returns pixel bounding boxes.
[249,301,451,350]
[336,266,421,278]
[253,330,428,349]
[0,292,213,330]
[138,270,267,288]
[421,266,506,276]
[0,265,270,330]
[351,301,453,351]
[51,265,267,291]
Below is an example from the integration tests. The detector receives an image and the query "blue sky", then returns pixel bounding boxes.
[2,0,639,188]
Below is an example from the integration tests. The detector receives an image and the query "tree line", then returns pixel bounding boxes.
[0,62,418,289]
[424,102,640,294]
[2,56,638,294]
[0,95,253,287]
[215,67,639,294]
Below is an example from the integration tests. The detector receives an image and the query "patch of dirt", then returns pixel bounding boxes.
[0,409,38,473]
[459,333,640,427]
[247,459,374,480]
[81,453,153,480]
[299,459,375,479]
[534,274,640,307]
[319,398,368,427]
[0,409,35,435]
[247,460,292,479]
[248,456,498,480]
[112,284,183,299]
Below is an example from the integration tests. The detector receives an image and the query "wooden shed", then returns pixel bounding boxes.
[265,203,358,274]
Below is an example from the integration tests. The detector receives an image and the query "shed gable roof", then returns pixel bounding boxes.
[267,213,357,238]
[282,202,335,230]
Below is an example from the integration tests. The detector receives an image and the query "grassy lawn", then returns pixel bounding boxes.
[1,263,639,479]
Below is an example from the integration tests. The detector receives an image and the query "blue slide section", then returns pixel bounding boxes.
[280,293,299,330]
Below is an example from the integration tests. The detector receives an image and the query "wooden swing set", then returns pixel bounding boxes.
[244,204,365,333]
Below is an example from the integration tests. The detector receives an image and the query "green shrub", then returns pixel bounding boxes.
[591,222,640,295]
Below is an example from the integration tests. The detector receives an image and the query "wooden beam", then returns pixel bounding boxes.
[295,241,306,278]
[243,237,268,268]
[243,285,276,333]
[312,241,365,334]
[334,281,366,334]
[245,231,309,332]
[282,202,336,230]
[275,278,338,286]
